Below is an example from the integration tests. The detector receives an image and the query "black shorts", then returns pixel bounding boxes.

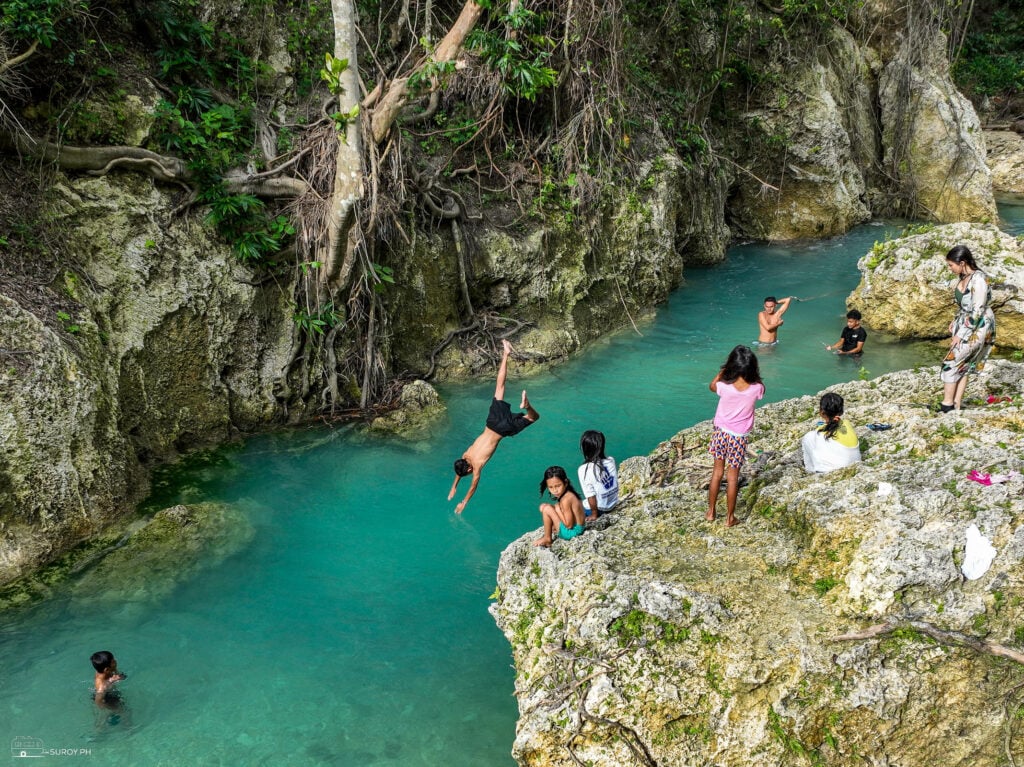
[485,398,532,437]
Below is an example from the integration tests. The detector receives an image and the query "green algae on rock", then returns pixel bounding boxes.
[67,502,255,608]
[0,502,253,612]
[492,360,1024,767]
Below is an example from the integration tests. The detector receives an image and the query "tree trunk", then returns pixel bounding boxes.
[368,1,485,145]
[323,0,367,292]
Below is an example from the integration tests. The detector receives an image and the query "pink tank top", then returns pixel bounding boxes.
[713,381,765,436]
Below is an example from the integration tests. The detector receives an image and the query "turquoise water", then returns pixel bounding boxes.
[1,213,1017,766]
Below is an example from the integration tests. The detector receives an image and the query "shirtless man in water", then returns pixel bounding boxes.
[757,295,793,344]
[448,339,539,514]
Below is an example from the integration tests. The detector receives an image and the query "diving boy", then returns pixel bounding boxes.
[448,339,539,514]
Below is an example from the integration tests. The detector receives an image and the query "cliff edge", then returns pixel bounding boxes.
[492,360,1024,766]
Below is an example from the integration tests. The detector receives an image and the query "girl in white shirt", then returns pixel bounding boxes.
[577,430,619,519]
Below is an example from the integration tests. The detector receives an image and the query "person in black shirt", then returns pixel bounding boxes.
[826,309,867,356]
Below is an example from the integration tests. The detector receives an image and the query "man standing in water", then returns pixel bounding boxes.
[448,339,539,514]
[757,295,793,345]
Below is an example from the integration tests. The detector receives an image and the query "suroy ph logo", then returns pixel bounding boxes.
[11,737,45,758]
[11,737,92,758]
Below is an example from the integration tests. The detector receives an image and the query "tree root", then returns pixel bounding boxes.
[831,619,1024,664]
[423,312,530,380]
[0,131,310,197]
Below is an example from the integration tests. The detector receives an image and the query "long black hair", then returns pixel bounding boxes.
[720,345,762,385]
[818,392,844,440]
[539,466,579,499]
[580,430,611,484]
[946,244,979,271]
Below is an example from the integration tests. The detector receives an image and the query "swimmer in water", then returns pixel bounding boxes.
[757,295,793,345]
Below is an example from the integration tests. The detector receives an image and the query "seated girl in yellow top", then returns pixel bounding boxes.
[802,392,861,473]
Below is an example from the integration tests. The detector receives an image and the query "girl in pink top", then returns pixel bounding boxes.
[707,345,764,527]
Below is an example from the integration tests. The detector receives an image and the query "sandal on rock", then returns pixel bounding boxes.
[866,423,893,431]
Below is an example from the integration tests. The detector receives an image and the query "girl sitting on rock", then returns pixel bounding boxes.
[533,466,586,547]
[801,392,861,473]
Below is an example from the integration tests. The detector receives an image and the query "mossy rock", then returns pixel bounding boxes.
[67,502,255,608]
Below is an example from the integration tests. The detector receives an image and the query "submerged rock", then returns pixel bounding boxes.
[492,361,1024,767]
[68,502,254,608]
[848,222,1024,348]
[0,502,254,611]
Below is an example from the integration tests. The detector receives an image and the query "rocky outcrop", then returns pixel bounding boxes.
[848,222,1024,348]
[984,130,1024,195]
[0,172,294,586]
[492,361,1024,767]
[877,30,996,223]
[723,16,995,241]
[726,27,873,240]
[368,380,447,437]
[387,153,731,379]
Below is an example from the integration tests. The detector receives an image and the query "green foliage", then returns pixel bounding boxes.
[56,310,81,334]
[468,3,557,101]
[1013,624,1024,645]
[371,264,394,293]
[407,55,456,97]
[293,303,340,336]
[609,609,690,646]
[767,709,826,766]
[813,577,839,596]
[532,166,578,220]
[149,1,293,266]
[319,53,350,95]
[1,0,85,47]
[954,8,1024,98]
[283,0,331,96]
[780,0,860,24]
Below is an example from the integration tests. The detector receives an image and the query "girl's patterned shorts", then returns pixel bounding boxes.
[709,427,748,469]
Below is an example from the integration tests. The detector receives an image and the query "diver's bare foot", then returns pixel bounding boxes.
[705,510,715,522]
[533,536,551,548]
[521,390,530,409]
[502,339,514,356]
[725,516,738,528]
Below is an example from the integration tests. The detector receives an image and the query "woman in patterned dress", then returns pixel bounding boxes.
[940,245,995,413]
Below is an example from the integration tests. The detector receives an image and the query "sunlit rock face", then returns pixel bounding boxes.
[848,222,1024,349]
[493,362,1024,767]
[0,172,294,586]
[984,130,1024,195]
[877,30,996,224]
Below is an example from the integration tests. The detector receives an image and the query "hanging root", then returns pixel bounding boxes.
[424,311,531,379]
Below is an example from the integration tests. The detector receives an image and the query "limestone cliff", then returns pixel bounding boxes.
[0,0,1003,587]
[848,221,1024,348]
[393,154,731,378]
[721,7,994,241]
[492,361,1024,766]
[0,172,294,585]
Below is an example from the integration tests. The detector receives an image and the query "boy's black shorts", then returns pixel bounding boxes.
[485,398,532,437]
